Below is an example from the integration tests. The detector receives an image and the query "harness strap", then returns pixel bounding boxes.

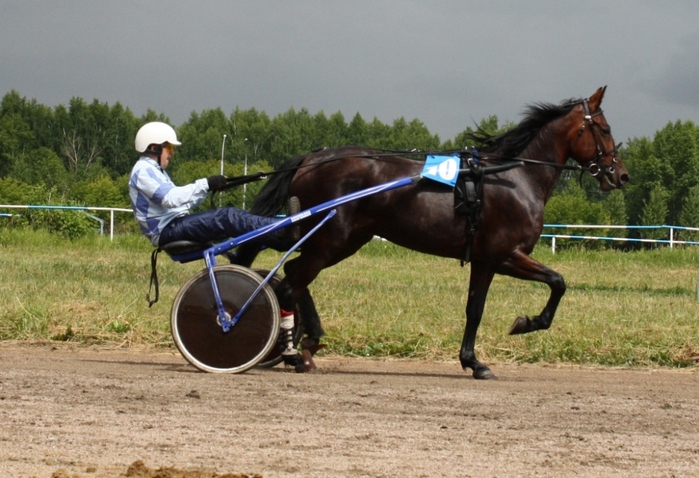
[466,159,484,266]
[147,248,161,307]
[454,156,485,266]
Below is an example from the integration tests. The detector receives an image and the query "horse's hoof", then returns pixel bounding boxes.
[295,350,318,373]
[473,368,498,380]
[301,337,327,356]
[509,315,531,335]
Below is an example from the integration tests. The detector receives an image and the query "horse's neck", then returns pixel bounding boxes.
[519,128,568,200]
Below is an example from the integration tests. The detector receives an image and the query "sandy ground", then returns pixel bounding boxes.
[1,343,698,478]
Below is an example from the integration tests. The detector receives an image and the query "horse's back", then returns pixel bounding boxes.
[294,147,423,198]
[291,146,468,258]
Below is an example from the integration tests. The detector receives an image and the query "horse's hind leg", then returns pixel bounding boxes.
[277,233,373,371]
[271,255,333,371]
[497,250,566,335]
[296,290,324,341]
[231,239,324,341]
[460,266,497,380]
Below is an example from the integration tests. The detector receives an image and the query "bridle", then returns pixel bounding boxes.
[573,98,620,179]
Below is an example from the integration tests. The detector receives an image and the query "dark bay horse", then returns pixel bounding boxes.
[247,86,629,379]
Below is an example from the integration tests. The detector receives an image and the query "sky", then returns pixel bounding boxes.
[2,1,699,145]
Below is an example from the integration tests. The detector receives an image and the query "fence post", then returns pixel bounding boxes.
[551,236,556,254]
[670,226,674,249]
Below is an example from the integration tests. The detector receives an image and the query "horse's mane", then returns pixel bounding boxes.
[469,98,581,158]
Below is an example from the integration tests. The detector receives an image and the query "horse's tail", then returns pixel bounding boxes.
[228,154,307,268]
[249,153,308,217]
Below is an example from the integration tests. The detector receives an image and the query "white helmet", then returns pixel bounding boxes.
[134,122,182,153]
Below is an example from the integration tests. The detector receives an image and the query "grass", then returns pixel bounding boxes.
[1,228,698,369]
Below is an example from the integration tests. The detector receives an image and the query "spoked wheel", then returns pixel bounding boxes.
[171,265,280,373]
[253,269,304,368]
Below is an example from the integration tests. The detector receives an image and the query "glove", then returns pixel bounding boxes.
[206,175,227,192]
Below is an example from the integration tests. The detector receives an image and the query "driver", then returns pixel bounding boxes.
[128,121,298,251]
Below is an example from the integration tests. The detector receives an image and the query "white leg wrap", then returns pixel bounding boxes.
[280,312,297,356]
[280,313,295,330]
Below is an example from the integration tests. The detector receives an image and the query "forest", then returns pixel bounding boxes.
[1,89,698,242]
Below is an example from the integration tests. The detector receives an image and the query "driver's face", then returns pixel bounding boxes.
[160,143,175,169]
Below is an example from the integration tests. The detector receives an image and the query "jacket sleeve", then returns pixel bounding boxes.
[160,178,210,209]
[135,163,210,210]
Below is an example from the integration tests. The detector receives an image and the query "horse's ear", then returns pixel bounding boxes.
[588,86,607,110]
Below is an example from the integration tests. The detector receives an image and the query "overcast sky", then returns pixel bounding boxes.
[2,1,699,145]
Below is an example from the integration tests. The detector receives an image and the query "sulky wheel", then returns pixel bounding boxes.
[253,269,305,368]
[171,264,280,373]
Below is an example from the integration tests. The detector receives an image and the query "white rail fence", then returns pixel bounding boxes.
[0,204,132,241]
[542,224,699,253]
[2,205,699,251]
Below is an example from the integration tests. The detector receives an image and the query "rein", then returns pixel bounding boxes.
[212,106,620,204]
[217,147,580,190]
[471,153,582,171]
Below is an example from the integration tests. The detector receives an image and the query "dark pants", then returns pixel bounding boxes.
[159,207,290,251]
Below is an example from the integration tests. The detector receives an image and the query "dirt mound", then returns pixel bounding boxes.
[51,460,262,478]
[123,460,261,478]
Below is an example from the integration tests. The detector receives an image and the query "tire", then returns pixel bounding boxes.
[171,265,280,373]
[253,269,305,368]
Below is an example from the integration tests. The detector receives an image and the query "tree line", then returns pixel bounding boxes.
[1,90,698,244]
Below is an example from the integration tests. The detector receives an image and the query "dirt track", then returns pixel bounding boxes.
[1,343,698,478]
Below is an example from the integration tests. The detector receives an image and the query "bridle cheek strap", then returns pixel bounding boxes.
[574,99,619,179]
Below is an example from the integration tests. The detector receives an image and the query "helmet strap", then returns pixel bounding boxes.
[145,144,164,166]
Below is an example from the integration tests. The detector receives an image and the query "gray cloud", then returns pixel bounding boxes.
[2,1,699,144]
[645,29,699,108]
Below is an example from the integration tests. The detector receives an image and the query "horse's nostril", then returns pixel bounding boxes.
[620,173,630,185]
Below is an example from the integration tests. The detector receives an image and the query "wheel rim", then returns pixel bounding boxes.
[171,265,280,373]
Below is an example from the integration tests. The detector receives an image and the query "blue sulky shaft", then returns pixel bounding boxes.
[171,175,418,264]
[218,209,338,331]
[214,175,418,257]
[206,175,419,331]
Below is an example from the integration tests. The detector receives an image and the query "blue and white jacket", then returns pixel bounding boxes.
[129,156,209,246]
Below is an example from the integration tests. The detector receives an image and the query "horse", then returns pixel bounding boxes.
[241,86,629,379]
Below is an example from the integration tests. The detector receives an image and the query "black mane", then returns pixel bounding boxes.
[470,98,581,158]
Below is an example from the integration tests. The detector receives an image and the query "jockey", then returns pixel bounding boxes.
[129,121,303,359]
[128,121,298,250]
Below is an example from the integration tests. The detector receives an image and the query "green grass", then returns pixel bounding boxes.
[1,228,699,368]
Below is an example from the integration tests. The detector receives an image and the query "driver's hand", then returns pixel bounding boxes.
[206,175,227,192]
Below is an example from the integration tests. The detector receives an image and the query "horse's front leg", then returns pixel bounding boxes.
[460,266,497,380]
[497,250,566,335]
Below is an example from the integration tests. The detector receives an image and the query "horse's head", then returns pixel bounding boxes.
[566,86,629,191]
